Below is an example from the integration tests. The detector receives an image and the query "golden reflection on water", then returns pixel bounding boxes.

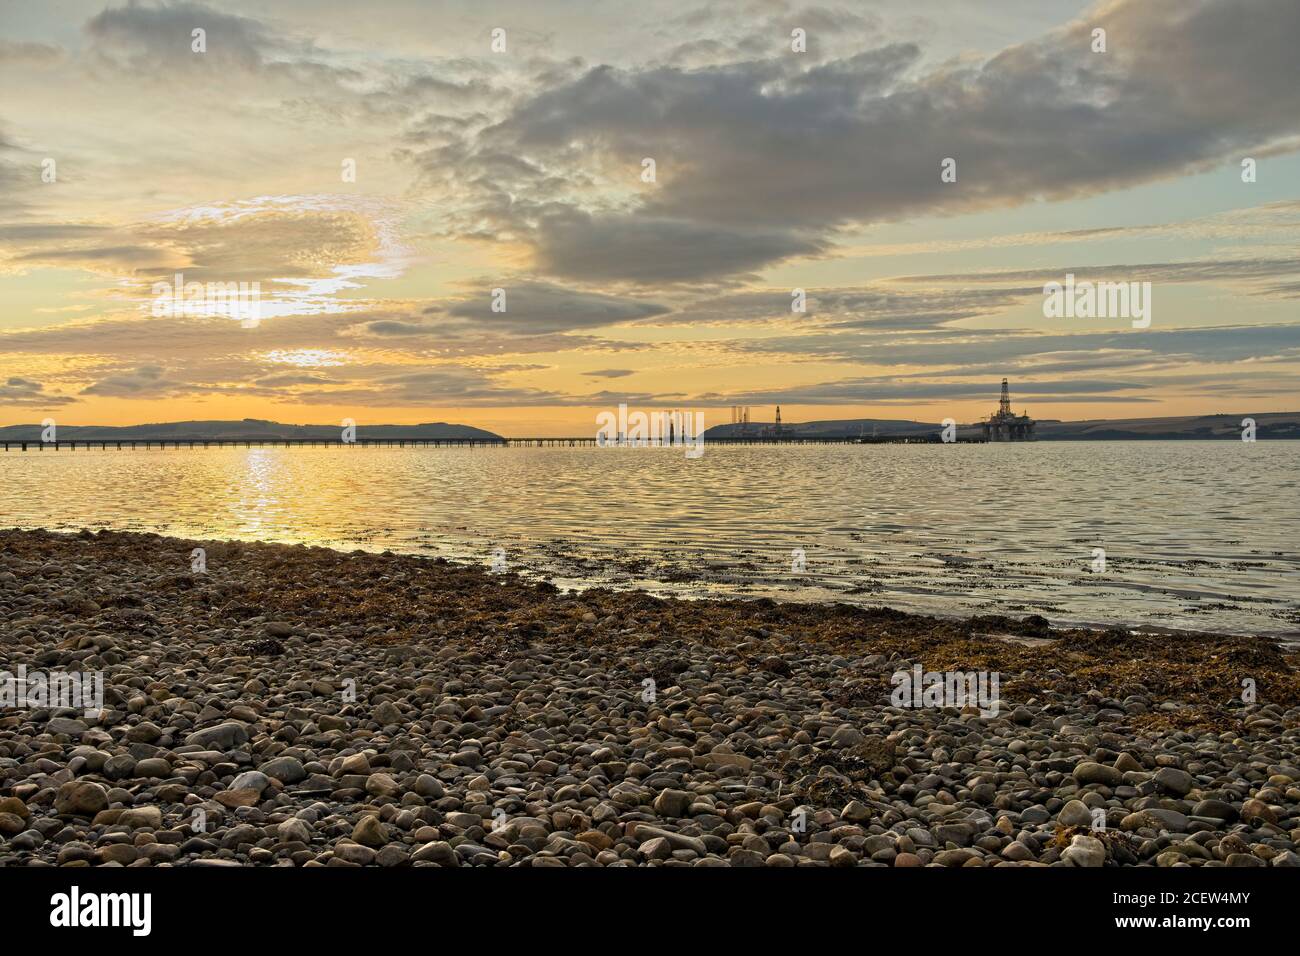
[2,442,1297,637]
[234,449,274,537]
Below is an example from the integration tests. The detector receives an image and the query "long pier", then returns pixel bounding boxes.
[0,435,967,451]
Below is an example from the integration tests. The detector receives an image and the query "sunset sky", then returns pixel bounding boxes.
[1,0,1297,436]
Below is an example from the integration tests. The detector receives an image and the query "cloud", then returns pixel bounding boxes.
[251,372,334,388]
[899,257,1300,298]
[80,1,371,120]
[350,319,433,338]
[0,223,113,242]
[14,244,175,268]
[664,285,1032,330]
[0,311,353,358]
[0,375,76,406]
[530,210,827,283]
[0,40,63,66]
[582,368,636,378]
[841,200,1300,259]
[85,2,283,73]
[0,196,404,324]
[337,280,671,347]
[653,3,887,69]
[0,118,33,214]
[738,322,1300,371]
[439,280,671,334]
[291,366,559,407]
[703,375,1155,407]
[0,301,648,370]
[135,197,392,287]
[408,0,1300,284]
[80,365,184,398]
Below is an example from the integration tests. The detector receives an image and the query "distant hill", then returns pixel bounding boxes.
[0,418,503,441]
[706,417,938,439]
[705,412,1300,440]
[1037,412,1300,440]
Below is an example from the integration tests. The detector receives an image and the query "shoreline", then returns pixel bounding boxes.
[1,527,1297,867]
[6,519,1293,646]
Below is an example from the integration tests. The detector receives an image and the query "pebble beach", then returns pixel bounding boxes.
[1,527,1298,868]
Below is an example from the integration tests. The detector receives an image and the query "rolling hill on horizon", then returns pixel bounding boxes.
[704,411,1300,441]
[0,418,503,442]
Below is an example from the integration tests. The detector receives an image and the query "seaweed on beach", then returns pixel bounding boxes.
[1052,824,1139,865]
[779,737,899,806]
[3,527,1297,732]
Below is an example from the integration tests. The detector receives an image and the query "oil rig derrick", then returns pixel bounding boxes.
[981,378,1036,441]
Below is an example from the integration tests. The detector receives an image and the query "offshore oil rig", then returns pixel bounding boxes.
[728,405,784,438]
[981,378,1036,441]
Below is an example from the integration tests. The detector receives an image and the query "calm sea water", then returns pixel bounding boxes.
[2,441,1296,640]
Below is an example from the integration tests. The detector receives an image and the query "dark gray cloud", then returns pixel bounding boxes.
[85,2,276,72]
[531,210,826,283]
[82,0,367,102]
[80,365,183,398]
[0,223,111,241]
[343,281,669,341]
[703,376,1159,407]
[664,286,1033,330]
[410,0,1300,283]
[0,376,76,407]
[438,280,671,333]
[351,319,432,338]
[15,244,173,269]
[294,367,559,407]
[739,323,1300,369]
[78,360,344,401]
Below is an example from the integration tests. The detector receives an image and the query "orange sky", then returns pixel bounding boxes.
[2,0,1297,435]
